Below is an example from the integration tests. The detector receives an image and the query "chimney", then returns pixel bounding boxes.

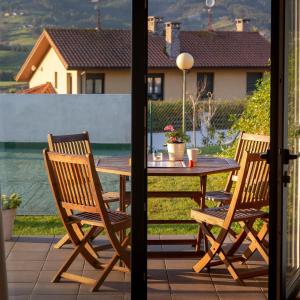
[235,18,251,32]
[165,22,181,59]
[148,16,164,35]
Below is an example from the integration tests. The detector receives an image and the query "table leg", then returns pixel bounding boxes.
[196,175,207,253]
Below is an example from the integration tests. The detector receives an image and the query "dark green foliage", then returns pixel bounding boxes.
[231,74,270,135]
[210,100,246,129]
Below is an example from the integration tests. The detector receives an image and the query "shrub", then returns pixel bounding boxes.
[231,74,270,135]
[210,100,246,129]
[1,193,22,210]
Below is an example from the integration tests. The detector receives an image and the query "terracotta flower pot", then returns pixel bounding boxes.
[167,143,185,161]
[2,208,16,241]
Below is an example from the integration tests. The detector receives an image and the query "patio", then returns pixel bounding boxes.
[5,235,269,300]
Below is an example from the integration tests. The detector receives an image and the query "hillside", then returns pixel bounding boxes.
[0,0,271,92]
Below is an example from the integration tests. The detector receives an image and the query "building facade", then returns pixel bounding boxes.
[16,18,270,100]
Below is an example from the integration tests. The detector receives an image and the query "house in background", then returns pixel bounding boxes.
[16,17,270,100]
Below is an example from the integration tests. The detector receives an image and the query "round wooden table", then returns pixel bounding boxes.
[96,155,239,258]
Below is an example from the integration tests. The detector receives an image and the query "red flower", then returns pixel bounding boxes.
[171,137,177,142]
[164,124,175,132]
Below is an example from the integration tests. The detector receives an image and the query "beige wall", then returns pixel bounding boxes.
[80,69,131,94]
[29,48,78,94]
[149,68,267,101]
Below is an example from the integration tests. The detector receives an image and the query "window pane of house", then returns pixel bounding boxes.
[86,79,93,94]
[95,79,103,94]
[154,77,162,93]
[148,77,153,94]
[247,72,263,94]
[197,73,214,99]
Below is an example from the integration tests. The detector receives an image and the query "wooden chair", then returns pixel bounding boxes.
[48,131,130,249]
[205,132,270,204]
[191,151,269,282]
[44,150,131,292]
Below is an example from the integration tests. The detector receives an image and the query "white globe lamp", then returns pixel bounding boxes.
[176,53,194,71]
[176,53,194,133]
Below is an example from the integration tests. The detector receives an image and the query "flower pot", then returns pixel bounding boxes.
[1,208,16,241]
[167,143,185,161]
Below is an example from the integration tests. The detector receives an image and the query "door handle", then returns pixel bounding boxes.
[282,149,299,164]
[260,150,270,164]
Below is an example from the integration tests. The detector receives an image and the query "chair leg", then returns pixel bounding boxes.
[193,223,226,273]
[241,222,269,264]
[91,235,131,292]
[91,253,119,292]
[52,226,101,283]
[53,233,72,249]
[241,222,268,263]
[218,249,242,282]
[226,220,254,256]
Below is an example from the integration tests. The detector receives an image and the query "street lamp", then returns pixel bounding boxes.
[176,53,194,133]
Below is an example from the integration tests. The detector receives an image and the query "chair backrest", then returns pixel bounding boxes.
[224,151,269,227]
[48,131,92,155]
[43,149,111,226]
[225,132,270,192]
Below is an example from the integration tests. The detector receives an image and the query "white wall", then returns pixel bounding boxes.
[0,94,131,144]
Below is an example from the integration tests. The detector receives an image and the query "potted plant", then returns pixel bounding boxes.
[1,193,22,241]
[164,124,190,161]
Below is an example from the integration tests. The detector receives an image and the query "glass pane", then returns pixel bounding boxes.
[148,78,153,93]
[154,77,161,93]
[94,79,103,93]
[0,0,132,297]
[286,0,300,289]
[86,79,94,94]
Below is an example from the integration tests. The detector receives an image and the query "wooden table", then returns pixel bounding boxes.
[96,155,239,258]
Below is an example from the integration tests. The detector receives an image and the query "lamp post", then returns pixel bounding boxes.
[176,53,194,133]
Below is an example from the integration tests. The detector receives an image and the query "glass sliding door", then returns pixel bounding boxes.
[0,0,140,298]
[284,0,300,297]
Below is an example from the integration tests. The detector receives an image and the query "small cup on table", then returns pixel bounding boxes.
[152,151,163,161]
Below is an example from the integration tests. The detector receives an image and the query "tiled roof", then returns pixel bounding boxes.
[45,28,270,69]
[18,82,56,94]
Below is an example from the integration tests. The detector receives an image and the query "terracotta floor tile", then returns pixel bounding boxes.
[7,271,40,283]
[42,259,84,271]
[46,249,84,261]
[77,294,124,300]
[172,293,219,300]
[9,296,30,300]
[218,292,267,300]
[6,261,44,271]
[8,282,35,296]
[147,293,172,300]
[7,251,48,261]
[30,295,77,300]
[32,282,79,295]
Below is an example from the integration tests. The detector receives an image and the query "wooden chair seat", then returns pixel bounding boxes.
[205,191,232,202]
[192,206,268,227]
[70,211,131,231]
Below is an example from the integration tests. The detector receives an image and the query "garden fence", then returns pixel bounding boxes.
[148,99,246,150]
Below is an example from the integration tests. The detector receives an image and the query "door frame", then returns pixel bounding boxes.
[131,0,148,299]
[270,0,300,298]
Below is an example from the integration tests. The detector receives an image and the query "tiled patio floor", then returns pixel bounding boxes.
[4,235,271,300]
